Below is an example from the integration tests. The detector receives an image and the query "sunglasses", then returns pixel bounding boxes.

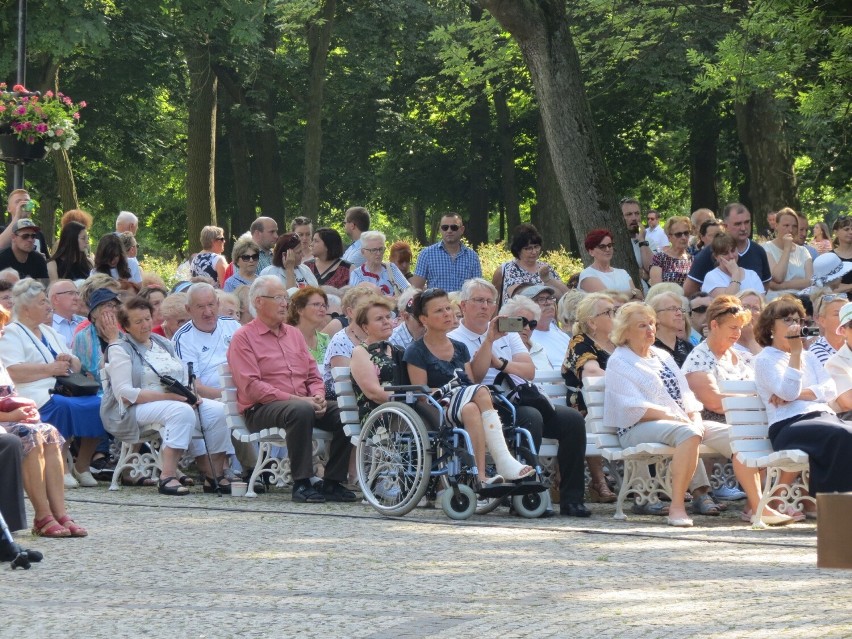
[17,233,37,240]
[440,224,460,232]
[521,318,538,329]
[690,305,709,315]
[239,254,259,261]
[670,231,690,239]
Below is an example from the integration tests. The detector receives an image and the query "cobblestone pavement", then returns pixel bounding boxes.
[5,487,852,639]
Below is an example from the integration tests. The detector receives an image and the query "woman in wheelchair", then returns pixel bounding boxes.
[402,289,534,483]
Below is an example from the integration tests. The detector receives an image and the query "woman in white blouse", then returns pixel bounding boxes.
[702,232,765,297]
[578,229,642,299]
[603,302,730,527]
[763,208,813,301]
[683,296,793,526]
[754,296,852,499]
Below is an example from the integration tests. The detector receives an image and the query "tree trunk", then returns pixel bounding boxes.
[534,115,578,256]
[688,99,720,215]
[465,4,492,247]
[734,90,799,234]
[409,200,427,245]
[480,0,635,277]
[300,0,337,222]
[493,86,521,235]
[185,42,218,252]
[254,126,286,223]
[223,102,255,237]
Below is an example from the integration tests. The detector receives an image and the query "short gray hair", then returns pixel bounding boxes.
[248,275,283,317]
[186,282,217,307]
[360,230,386,246]
[47,279,76,299]
[500,296,540,321]
[116,210,138,230]
[396,287,421,315]
[459,278,497,302]
[12,278,45,316]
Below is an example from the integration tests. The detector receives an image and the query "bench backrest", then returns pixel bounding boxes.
[719,380,772,454]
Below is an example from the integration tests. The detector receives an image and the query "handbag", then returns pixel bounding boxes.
[53,372,100,397]
[493,371,556,423]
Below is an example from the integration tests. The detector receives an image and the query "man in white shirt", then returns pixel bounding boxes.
[448,278,589,518]
[172,282,257,482]
[48,280,85,348]
[644,209,670,251]
[340,206,369,268]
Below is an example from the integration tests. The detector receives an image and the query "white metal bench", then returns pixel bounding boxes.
[720,380,813,528]
[218,364,333,497]
[108,425,164,491]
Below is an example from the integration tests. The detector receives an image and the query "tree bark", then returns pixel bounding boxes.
[223,101,255,237]
[479,0,635,277]
[688,99,720,215]
[534,115,577,255]
[185,42,218,252]
[49,147,78,242]
[734,90,799,234]
[409,201,427,245]
[300,0,337,222]
[493,86,521,235]
[465,3,492,247]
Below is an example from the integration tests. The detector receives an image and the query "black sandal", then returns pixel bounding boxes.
[120,475,157,487]
[178,474,195,487]
[202,476,231,495]
[158,476,190,496]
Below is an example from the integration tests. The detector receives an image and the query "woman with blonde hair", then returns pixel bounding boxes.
[649,216,693,286]
[190,226,228,286]
[556,289,585,337]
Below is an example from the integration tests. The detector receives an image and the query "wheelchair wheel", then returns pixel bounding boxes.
[512,491,548,518]
[441,484,477,520]
[357,403,431,517]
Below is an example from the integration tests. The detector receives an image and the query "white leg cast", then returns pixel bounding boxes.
[480,410,533,480]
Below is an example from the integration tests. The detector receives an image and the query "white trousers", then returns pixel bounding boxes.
[135,399,231,458]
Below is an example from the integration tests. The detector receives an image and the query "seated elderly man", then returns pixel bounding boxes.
[227,275,354,503]
[447,278,589,518]
[173,282,257,480]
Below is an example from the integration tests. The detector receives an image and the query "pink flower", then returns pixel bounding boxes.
[62,97,72,106]
[45,90,54,98]
[79,101,87,108]
[35,123,47,133]
[73,113,80,120]
[0,105,5,113]
[15,106,26,115]
[12,84,26,93]
[54,128,64,136]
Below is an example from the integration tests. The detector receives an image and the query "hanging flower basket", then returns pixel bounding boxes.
[0,130,47,164]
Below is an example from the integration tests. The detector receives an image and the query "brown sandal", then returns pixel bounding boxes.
[588,479,617,503]
[33,515,71,538]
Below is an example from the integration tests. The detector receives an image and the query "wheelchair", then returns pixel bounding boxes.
[355,383,549,520]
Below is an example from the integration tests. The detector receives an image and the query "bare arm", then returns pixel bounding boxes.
[350,345,392,405]
[648,265,662,286]
[685,371,724,415]
[408,274,426,290]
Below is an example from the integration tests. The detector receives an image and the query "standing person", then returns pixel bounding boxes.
[341,206,370,268]
[348,231,409,298]
[763,208,814,301]
[304,228,350,289]
[578,229,642,299]
[620,197,654,282]
[409,213,482,293]
[227,276,356,504]
[261,232,318,290]
[290,216,313,259]
[796,213,818,261]
[644,209,670,251]
[190,226,228,287]
[251,217,279,273]
[491,223,567,305]
[222,237,261,293]
[0,219,48,282]
[47,222,92,282]
[811,222,832,255]
[1,189,49,258]
[684,203,771,297]
[648,216,693,286]
[48,280,85,348]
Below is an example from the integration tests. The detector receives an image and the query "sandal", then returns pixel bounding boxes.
[56,515,88,538]
[120,475,157,487]
[32,515,71,538]
[178,474,195,487]
[588,479,617,504]
[202,476,231,495]
[158,476,190,496]
[692,493,721,516]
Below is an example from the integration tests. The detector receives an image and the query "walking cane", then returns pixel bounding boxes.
[0,510,42,570]
[188,362,221,497]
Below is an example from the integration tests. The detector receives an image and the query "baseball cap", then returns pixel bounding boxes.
[12,219,39,234]
[517,284,556,300]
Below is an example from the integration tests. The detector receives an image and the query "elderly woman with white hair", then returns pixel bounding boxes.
[604,302,733,527]
[348,230,410,297]
[648,292,693,367]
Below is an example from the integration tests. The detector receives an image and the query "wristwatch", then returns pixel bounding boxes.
[498,357,509,372]
[638,241,650,247]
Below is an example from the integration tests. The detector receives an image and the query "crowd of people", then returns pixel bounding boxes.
[1,186,852,564]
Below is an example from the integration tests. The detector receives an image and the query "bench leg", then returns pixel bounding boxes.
[109,439,162,491]
[753,467,816,528]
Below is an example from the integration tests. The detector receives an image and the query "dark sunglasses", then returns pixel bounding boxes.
[440,224,460,232]
[16,233,37,240]
[690,305,709,315]
[670,231,690,239]
[521,318,538,329]
[239,254,259,261]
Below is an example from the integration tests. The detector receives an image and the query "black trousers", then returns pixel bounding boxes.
[0,433,26,532]
[515,404,587,505]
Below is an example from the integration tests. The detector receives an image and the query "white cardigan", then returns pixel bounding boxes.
[754,346,836,425]
[603,345,702,431]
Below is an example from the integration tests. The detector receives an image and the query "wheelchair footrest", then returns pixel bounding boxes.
[477,484,518,499]
[503,482,548,496]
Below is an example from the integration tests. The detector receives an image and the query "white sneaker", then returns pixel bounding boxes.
[72,468,99,487]
[64,472,79,489]
[712,484,747,501]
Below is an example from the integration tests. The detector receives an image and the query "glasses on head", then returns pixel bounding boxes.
[306,302,328,310]
[595,308,615,318]
[239,254,259,261]
[819,293,848,312]
[292,216,312,226]
[719,306,746,317]
[440,224,460,232]
[658,305,684,314]
[260,295,289,304]
[521,318,538,329]
[596,242,614,250]
[17,233,37,240]
[690,305,709,315]
[534,296,558,305]
[363,247,385,254]
[670,230,690,239]
[469,297,497,306]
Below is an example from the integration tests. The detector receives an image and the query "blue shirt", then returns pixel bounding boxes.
[413,242,482,292]
[52,313,86,348]
[342,239,365,268]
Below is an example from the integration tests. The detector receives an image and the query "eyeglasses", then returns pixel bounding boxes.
[521,318,538,329]
[55,290,81,297]
[259,295,289,304]
[16,233,37,240]
[534,296,558,305]
[690,305,709,315]
[239,254,259,261]
[596,242,614,250]
[779,316,802,326]
[440,224,460,232]
[595,308,615,318]
[743,304,762,313]
[306,302,328,310]
[363,247,385,254]
[670,231,690,239]
[658,305,684,314]
[215,237,225,242]
[521,244,541,252]
[469,297,497,306]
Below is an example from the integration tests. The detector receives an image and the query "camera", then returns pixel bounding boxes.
[787,326,820,339]
[497,316,524,333]
[285,234,300,250]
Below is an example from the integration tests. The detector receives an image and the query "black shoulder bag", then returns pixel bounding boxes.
[125,340,198,405]
[493,371,556,423]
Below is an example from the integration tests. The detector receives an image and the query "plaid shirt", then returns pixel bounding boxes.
[413,242,481,292]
